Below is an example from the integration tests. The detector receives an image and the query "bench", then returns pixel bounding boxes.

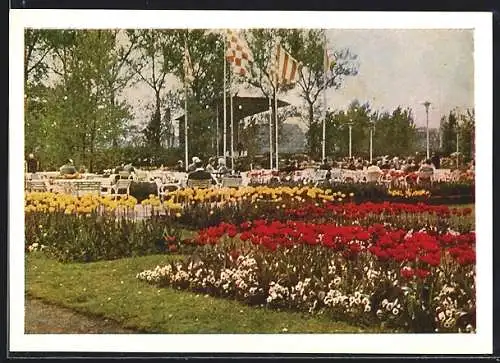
[26,180,50,192]
[74,181,102,197]
[221,177,242,188]
[186,179,213,189]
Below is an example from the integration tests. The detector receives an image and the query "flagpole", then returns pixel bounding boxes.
[184,35,189,172]
[216,104,219,158]
[268,96,273,170]
[274,86,279,171]
[223,39,227,163]
[230,74,234,171]
[322,41,327,162]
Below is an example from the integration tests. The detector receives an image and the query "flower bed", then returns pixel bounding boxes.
[284,202,474,233]
[163,186,348,205]
[25,192,138,215]
[25,212,185,263]
[138,220,475,333]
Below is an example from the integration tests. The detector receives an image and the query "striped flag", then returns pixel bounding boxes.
[225,29,253,77]
[183,46,194,84]
[270,44,301,87]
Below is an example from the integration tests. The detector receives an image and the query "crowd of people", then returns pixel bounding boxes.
[25,150,475,183]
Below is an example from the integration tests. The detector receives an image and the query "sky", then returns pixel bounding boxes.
[324,29,474,128]
[122,29,474,132]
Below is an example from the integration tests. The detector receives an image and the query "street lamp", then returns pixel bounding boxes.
[456,119,460,169]
[369,121,375,164]
[422,101,431,159]
[347,121,353,159]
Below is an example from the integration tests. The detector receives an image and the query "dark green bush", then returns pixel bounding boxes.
[130,181,158,203]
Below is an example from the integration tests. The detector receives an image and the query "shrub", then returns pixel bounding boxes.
[130,181,159,203]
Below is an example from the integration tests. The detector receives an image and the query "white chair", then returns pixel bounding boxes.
[99,177,115,196]
[312,170,329,186]
[154,179,180,200]
[330,168,343,182]
[118,171,131,179]
[110,179,132,198]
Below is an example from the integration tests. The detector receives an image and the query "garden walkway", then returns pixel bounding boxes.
[25,297,136,334]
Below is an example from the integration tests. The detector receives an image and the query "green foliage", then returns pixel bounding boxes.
[25,212,183,263]
[25,29,134,170]
[438,108,474,160]
[307,101,417,159]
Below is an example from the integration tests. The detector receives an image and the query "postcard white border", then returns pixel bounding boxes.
[9,10,493,354]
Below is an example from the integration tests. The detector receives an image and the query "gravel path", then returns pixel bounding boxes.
[25,297,136,334]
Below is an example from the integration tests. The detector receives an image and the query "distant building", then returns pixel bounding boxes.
[254,121,307,155]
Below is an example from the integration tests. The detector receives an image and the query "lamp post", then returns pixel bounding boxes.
[347,121,353,159]
[369,121,375,164]
[422,101,431,159]
[456,121,460,169]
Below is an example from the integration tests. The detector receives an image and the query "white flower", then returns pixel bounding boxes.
[438,312,446,321]
[392,308,399,315]
[364,305,371,313]
[381,299,388,307]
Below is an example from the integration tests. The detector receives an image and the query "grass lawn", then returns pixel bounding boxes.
[26,252,386,334]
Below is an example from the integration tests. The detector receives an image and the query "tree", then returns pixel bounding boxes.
[24,29,55,85]
[243,29,294,158]
[372,107,417,157]
[126,29,178,149]
[458,108,475,161]
[25,30,133,170]
[285,29,359,132]
[169,29,227,159]
[440,110,459,156]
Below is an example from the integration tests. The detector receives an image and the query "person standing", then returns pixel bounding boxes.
[27,153,39,173]
[319,158,331,179]
[431,152,441,169]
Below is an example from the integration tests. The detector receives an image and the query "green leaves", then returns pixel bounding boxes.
[25,212,180,263]
[25,30,134,170]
